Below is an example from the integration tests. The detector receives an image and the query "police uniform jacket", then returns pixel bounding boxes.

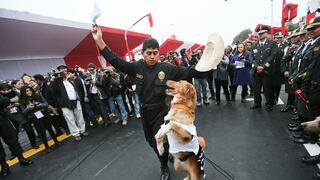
[100,47,205,107]
[251,39,278,76]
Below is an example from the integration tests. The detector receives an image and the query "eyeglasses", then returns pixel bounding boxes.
[145,51,159,56]
[88,69,94,72]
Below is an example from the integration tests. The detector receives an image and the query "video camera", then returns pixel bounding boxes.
[47,69,62,80]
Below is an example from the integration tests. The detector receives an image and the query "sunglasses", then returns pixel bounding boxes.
[145,51,159,56]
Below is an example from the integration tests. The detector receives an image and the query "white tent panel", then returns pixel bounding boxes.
[0,58,65,80]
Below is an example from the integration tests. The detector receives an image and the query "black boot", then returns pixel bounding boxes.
[17,155,33,166]
[0,162,10,177]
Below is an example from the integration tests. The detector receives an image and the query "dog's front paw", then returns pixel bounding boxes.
[157,144,165,156]
[155,127,167,139]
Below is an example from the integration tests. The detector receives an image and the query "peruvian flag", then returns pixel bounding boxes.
[281,0,298,34]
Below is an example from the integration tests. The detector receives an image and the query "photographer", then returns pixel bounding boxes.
[0,83,38,151]
[50,65,87,141]
[0,94,33,177]
[19,86,60,153]
[33,74,69,136]
[103,67,128,126]
[85,63,111,127]
[67,69,96,129]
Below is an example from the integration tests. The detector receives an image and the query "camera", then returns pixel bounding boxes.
[48,69,62,80]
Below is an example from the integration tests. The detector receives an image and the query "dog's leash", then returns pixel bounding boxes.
[204,155,235,180]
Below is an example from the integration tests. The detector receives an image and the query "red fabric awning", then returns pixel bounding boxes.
[159,38,203,57]
[65,26,151,68]
[159,38,184,56]
[254,24,288,37]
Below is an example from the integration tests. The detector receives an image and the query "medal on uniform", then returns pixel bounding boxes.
[253,49,258,54]
[313,47,320,52]
[158,71,165,82]
[265,62,270,67]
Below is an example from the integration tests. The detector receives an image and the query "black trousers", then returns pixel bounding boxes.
[0,118,23,163]
[232,85,248,98]
[253,75,273,106]
[271,73,283,103]
[141,106,169,169]
[29,113,57,148]
[214,79,230,101]
[286,93,295,106]
[309,86,320,119]
[207,70,215,97]
[89,94,110,124]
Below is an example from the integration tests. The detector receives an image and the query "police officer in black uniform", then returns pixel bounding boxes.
[250,26,278,111]
[0,94,33,177]
[272,32,287,105]
[280,31,299,112]
[92,26,207,180]
[298,17,320,178]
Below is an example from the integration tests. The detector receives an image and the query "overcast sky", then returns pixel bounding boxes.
[1,0,308,45]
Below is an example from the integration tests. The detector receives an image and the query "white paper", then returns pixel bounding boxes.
[10,107,18,113]
[235,61,245,69]
[34,111,44,119]
[132,85,136,91]
[90,0,103,24]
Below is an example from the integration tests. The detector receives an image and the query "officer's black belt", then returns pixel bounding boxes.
[141,102,165,110]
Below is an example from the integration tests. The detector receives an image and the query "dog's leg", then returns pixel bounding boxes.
[155,124,171,156]
[170,123,193,144]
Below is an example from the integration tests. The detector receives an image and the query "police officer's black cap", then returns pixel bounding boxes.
[306,16,320,31]
[57,65,68,71]
[274,32,283,39]
[257,26,270,34]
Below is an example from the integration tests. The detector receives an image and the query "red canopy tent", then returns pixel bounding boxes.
[254,24,288,38]
[64,26,151,68]
[159,38,203,56]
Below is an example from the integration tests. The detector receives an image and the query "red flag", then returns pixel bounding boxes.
[288,3,298,21]
[306,12,316,24]
[148,13,153,27]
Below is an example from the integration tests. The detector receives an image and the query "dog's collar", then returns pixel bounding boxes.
[171,103,195,114]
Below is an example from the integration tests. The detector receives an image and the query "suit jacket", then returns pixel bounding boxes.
[251,39,278,76]
[51,78,81,108]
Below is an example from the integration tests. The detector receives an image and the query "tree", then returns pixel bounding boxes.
[232,29,252,45]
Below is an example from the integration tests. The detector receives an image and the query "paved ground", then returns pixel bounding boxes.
[3,91,319,180]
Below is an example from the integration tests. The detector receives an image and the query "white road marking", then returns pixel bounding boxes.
[303,143,320,168]
[277,98,284,105]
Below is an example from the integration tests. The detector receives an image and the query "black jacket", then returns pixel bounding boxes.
[51,78,81,108]
[100,47,205,105]
[251,39,278,76]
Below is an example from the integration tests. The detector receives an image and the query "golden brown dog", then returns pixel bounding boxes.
[155,80,206,180]
[301,116,320,133]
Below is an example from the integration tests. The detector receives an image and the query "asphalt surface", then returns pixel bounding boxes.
[2,91,318,180]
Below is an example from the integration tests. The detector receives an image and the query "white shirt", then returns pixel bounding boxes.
[63,79,77,100]
[90,73,98,94]
[166,121,199,154]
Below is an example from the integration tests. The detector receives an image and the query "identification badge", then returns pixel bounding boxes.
[253,49,258,53]
[34,111,44,119]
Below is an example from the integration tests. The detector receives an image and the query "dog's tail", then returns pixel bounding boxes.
[198,136,206,150]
